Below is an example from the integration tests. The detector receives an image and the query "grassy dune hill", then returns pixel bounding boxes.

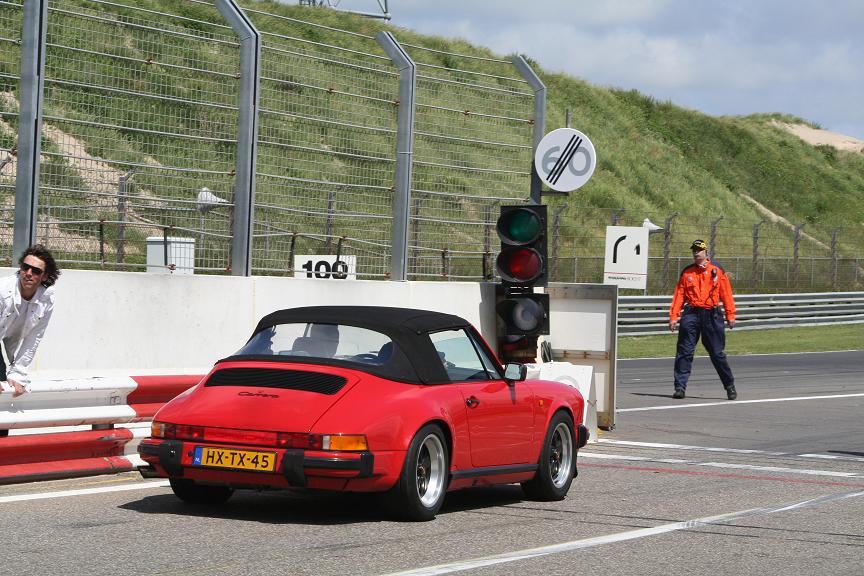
[0,0,860,286]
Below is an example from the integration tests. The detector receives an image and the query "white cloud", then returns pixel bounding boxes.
[312,0,864,139]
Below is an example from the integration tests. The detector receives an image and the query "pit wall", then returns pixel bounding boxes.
[11,269,615,429]
[12,268,499,379]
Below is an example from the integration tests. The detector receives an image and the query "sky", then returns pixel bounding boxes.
[328,0,864,140]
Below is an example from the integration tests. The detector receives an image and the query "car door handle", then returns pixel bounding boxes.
[466,396,480,408]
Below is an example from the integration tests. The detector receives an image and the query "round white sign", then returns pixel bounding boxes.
[534,128,597,192]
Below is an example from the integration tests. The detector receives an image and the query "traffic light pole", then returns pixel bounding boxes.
[512,56,546,205]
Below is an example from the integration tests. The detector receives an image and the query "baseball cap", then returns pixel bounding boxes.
[690,239,708,251]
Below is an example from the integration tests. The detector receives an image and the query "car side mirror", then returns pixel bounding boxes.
[503,362,527,382]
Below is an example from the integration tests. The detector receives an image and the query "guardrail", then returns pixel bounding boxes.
[618,292,864,336]
[0,375,203,485]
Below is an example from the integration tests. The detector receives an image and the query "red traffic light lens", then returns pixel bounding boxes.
[497,208,541,245]
[497,248,541,282]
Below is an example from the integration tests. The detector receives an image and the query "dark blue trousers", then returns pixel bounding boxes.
[674,306,735,391]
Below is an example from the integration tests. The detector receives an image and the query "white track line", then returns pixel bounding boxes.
[619,392,864,412]
[579,452,863,479]
[597,439,786,455]
[0,480,169,504]
[383,490,864,576]
[799,453,864,463]
[624,350,863,361]
[597,439,864,463]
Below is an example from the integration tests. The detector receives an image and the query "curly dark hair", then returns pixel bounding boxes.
[19,244,61,287]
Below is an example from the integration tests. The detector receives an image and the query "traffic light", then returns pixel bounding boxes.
[496,293,549,336]
[495,205,550,343]
[496,205,548,287]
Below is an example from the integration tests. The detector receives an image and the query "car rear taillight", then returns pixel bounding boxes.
[276,433,368,451]
[175,424,206,440]
[151,421,175,438]
[151,421,204,440]
[325,435,368,451]
[150,423,365,451]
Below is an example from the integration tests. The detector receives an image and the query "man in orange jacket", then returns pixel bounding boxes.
[669,239,737,400]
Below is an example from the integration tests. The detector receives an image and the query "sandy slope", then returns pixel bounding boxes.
[772,121,864,153]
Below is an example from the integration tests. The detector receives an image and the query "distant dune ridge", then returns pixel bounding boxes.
[772,121,864,153]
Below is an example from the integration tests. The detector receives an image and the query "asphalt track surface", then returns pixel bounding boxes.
[1,351,862,576]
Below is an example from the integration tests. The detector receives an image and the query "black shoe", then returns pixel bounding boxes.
[672,389,685,399]
[726,387,737,400]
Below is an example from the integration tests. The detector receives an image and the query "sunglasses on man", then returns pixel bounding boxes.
[20,262,45,275]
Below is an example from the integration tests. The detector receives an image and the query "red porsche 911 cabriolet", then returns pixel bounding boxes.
[138,306,588,521]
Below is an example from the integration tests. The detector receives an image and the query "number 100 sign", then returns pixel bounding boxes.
[293,255,357,280]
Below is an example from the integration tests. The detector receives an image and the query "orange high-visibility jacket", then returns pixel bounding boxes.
[669,259,736,322]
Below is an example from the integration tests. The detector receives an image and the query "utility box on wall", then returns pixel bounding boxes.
[543,283,618,430]
[146,236,195,274]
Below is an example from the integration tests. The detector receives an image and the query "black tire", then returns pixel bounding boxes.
[169,478,234,505]
[521,411,575,501]
[388,424,449,521]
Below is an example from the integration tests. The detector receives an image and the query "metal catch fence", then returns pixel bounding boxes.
[243,4,399,277]
[0,1,861,292]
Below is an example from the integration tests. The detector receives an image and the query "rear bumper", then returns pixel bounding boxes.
[576,424,589,449]
[138,438,375,488]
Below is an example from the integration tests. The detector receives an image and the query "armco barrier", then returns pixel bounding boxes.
[618,291,864,336]
[0,375,202,485]
[0,364,601,485]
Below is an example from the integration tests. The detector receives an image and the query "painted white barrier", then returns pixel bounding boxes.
[0,375,200,429]
[525,362,597,442]
[0,375,201,484]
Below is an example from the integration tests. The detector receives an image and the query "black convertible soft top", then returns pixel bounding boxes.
[254,306,471,336]
[220,306,481,385]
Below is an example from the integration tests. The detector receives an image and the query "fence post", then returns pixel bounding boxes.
[13,0,49,257]
[611,208,624,226]
[214,0,260,277]
[831,227,840,291]
[709,216,723,258]
[99,220,105,265]
[792,223,804,292]
[324,189,337,251]
[550,205,566,282]
[376,32,416,281]
[512,55,546,205]
[482,200,500,280]
[662,212,678,292]
[409,193,426,278]
[116,169,135,265]
[751,219,766,292]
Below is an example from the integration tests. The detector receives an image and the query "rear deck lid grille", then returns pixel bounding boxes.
[205,368,348,395]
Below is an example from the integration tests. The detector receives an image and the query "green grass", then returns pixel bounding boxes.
[617,323,864,359]
[1,1,862,284]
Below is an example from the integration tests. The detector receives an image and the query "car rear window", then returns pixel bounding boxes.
[234,323,394,365]
[205,367,348,394]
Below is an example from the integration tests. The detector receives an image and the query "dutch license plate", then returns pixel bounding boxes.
[193,446,277,472]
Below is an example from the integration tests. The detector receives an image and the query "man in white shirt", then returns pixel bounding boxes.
[0,244,59,399]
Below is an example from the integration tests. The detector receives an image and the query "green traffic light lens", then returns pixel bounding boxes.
[497,209,541,245]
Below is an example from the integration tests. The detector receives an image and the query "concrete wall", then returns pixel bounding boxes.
[10,268,498,379]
